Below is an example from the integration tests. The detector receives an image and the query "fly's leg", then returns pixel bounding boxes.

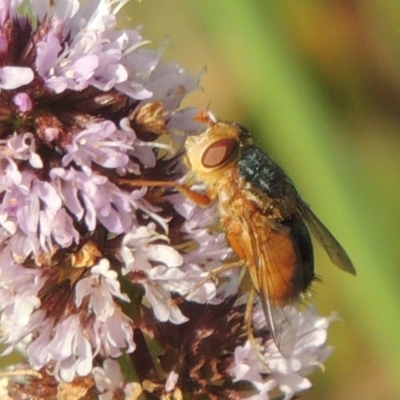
[245,287,257,346]
[245,288,270,370]
[245,288,263,354]
[0,369,42,379]
[118,178,212,206]
[171,260,244,306]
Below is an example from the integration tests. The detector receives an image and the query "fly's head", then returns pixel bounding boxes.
[184,122,251,185]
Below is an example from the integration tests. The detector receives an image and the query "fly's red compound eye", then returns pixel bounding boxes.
[201,138,238,168]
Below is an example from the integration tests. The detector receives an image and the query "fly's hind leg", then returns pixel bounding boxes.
[245,288,270,370]
[245,287,257,347]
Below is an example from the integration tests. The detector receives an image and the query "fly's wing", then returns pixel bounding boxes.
[263,302,299,358]
[298,201,356,276]
[243,209,300,358]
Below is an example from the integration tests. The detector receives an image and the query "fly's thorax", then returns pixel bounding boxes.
[237,146,299,216]
[237,146,289,198]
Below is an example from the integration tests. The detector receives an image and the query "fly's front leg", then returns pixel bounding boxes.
[118,178,212,207]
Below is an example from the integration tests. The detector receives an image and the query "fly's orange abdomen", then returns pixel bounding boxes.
[221,194,312,305]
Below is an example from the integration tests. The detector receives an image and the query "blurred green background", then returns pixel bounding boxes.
[124,1,400,399]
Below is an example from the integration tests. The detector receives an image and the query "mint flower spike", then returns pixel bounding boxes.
[0,0,335,399]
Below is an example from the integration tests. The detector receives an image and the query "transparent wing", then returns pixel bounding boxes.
[298,201,356,276]
[264,302,299,357]
[243,209,300,358]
